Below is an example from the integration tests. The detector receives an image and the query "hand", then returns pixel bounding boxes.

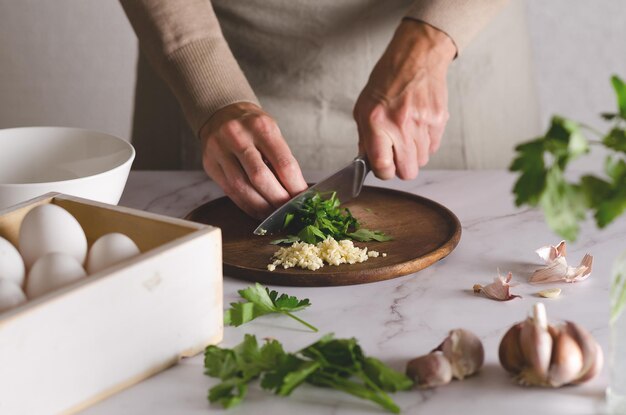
[353,19,456,180]
[200,102,307,219]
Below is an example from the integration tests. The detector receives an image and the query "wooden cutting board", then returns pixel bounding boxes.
[185,186,461,286]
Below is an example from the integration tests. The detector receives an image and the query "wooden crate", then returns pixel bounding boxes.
[0,193,223,414]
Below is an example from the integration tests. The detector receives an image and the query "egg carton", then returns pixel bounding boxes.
[0,193,223,415]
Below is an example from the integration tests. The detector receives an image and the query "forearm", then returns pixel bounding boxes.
[405,0,509,55]
[119,0,258,135]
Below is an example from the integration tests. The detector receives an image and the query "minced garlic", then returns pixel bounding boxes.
[267,237,385,271]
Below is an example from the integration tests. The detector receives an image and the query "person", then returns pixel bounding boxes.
[120,0,507,218]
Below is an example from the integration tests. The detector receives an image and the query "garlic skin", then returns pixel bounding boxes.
[406,352,453,389]
[435,329,485,380]
[498,303,603,387]
[474,271,520,301]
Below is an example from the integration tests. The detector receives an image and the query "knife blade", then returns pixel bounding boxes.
[253,155,371,235]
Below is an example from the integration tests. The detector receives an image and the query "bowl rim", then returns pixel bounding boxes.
[0,126,136,187]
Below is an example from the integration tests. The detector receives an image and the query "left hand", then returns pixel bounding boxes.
[353,19,456,180]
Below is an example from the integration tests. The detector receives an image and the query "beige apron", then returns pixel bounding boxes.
[131,0,539,171]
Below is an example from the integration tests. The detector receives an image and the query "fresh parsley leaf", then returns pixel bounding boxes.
[510,138,547,206]
[273,191,391,244]
[204,334,285,408]
[283,212,295,228]
[510,75,626,241]
[580,175,612,207]
[595,187,626,228]
[363,357,414,392]
[348,228,393,242]
[603,127,626,153]
[224,283,317,332]
[261,355,321,395]
[204,334,412,413]
[538,168,586,241]
[612,75,626,119]
[602,112,620,121]
[297,224,326,244]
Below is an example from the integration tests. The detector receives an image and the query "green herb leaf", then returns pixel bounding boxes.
[283,212,295,228]
[273,191,390,244]
[224,283,317,332]
[297,224,326,244]
[205,334,286,408]
[603,127,626,153]
[511,75,626,241]
[580,175,612,207]
[348,228,393,242]
[602,112,619,121]
[538,168,586,241]
[611,75,626,119]
[362,357,414,392]
[594,187,626,228]
[510,139,547,206]
[204,334,411,413]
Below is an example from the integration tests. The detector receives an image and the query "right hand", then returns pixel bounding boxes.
[200,102,307,219]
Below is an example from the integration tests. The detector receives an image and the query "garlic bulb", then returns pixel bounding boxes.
[434,329,485,380]
[406,352,453,389]
[498,303,603,387]
[406,329,484,388]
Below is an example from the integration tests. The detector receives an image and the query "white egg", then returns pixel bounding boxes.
[25,253,87,299]
[87,233,140,274]
[19,204,87,268]
[0,236,25,287]
[0,279,27,312]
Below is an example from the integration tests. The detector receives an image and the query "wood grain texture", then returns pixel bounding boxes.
[186,186,462,286]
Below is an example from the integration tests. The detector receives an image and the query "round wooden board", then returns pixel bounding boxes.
[185,186,461,286]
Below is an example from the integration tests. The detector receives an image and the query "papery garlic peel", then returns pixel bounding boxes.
[498,303,603,387]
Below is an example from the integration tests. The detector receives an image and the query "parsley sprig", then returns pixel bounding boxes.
[510,75,626,241]
[224,283,318,332]
[271,191,391,244]
[204,334,413,413]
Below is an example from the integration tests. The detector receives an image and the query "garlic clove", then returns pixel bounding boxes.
[436,329,484,380]
[574,341,603,384]
[563,321,603,383]
[536,241,567,263]
[406,352,453,389]
[499,323,525,373]
[519,303,552,382]
[537,288,561,298]
[547,328,584,387]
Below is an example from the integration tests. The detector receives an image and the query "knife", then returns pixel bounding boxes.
[253,155,371,235]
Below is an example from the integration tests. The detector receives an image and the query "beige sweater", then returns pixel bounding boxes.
[120,0,507,137]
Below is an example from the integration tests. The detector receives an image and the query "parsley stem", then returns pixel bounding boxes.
[580,122,605,138]
[283,311,318,332]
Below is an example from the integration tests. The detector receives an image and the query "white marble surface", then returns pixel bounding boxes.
[81,170,622,415]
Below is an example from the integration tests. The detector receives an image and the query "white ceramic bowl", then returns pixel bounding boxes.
[0,127,135,209]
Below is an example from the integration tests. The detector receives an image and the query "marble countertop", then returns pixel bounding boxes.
[81,170,620,415]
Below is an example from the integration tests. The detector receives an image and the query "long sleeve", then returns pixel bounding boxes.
[119,0,259,135]
[405,0,509,54]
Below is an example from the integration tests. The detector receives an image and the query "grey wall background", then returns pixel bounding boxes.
[0,0,625,169]
[0,1,137,140]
